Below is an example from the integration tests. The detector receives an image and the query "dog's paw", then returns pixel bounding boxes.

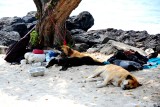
[46,58,57,68]
[45,62,51,68]
[60,67,68,71]
[45,65,50,68]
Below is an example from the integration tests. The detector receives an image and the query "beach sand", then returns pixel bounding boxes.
[0,54,160,107]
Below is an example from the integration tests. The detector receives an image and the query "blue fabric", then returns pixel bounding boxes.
[143,57,160,69]
[103,60,143,71]
[103,61,110,65]
[47,50,57,57]
[111,60,143,71]
[45,50,59,62]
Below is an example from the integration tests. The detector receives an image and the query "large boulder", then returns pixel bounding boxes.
[87,40,147,56]
[0,16,28,37]
[0,17,24,26]
[143,34,160,51]
[2,23,27,38]
[66,11,94,31]
[74,43,89,52]
[71,27,160,53]
[102,29,149,47]
[72,29,107,46]
[26,21,37,30]
[0,11,36,46]
[70,29,86,35]
[72,28,155,51]
[22,11,37,23]
[23,11,37,32]
[0,31,20,46]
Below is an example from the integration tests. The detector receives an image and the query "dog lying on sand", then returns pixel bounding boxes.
[46,56,105,71]
[86,64,142,90]
[59,45,104,62]
[46,45,105,70]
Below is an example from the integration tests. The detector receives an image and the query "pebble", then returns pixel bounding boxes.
[81,85,85,88]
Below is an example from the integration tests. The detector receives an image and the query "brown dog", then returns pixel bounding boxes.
[60,45,104,62]
[60,45,87,57]
[86,64,142,90]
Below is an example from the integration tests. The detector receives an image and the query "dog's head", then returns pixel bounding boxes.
[121,74,142,90]
[59,45,73,57]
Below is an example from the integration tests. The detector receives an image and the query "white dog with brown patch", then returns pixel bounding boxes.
[86,64,142,90]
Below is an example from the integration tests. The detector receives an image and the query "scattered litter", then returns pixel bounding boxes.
[143,96,149,100]
[32,62,42,67]
[20,59,27,65]
[143,57,160,69]
[45,50,59,62]
[81,85,85,88]
[145,48,154,56]
[32,49,44,54]
[24,52,46,64]
[28,66,46,77]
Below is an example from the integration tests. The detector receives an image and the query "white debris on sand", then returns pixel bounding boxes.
[0,54,160,107]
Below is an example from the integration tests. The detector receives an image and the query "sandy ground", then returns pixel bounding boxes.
[0,54,160,107]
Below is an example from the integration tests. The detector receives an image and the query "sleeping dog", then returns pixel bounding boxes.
[46,56,105,71]
[86,64,142,90]
[46,45,104,70]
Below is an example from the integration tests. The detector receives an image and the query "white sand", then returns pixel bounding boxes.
[0,54,160,107]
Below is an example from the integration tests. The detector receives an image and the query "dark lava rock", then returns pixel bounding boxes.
[0,31,20,46]
[0,17,24,26]
[2,23,27,38]
[74,43,89,52]
[66,11,94,31]
[22,11,37,23]
[72,29,107,45]
[70,29,86,35]
[144,34,160,51]
[26,21,37,30]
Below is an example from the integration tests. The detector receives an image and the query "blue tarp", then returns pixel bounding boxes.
[143,57,160,69]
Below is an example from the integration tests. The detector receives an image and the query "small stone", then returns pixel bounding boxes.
[81,85,85,88]
[94,96,98,99]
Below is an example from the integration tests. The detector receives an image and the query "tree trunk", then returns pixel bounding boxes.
[33,0,81,47]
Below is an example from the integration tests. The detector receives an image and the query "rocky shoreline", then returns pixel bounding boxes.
[0,11,159,53]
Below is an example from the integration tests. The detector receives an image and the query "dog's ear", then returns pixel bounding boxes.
[126,75,133,80]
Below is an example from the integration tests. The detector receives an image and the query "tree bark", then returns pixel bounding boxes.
[33,0,81,47]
